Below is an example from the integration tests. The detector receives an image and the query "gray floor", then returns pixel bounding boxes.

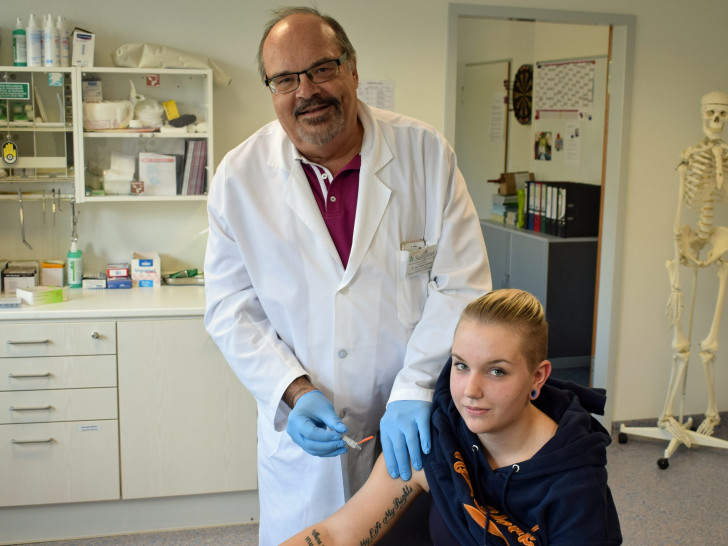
[22,412,728,545]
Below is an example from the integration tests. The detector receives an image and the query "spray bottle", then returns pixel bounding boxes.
[66,200,82,288]
[43,13,59,67]
[26,14,42,67]
[13,18,27,67]
[57,16,69,67]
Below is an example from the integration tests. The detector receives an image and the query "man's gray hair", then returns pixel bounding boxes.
[257,6,357,82]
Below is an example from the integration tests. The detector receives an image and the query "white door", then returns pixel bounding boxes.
[455,60,510,219]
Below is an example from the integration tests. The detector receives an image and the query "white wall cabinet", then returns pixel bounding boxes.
[117,318,256,499]
[0,66,212,206]
[481,220,598,365]
[0,67,77,206]
[75,67,213,202]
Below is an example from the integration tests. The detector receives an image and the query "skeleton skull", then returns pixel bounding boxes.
[701,90,728,140]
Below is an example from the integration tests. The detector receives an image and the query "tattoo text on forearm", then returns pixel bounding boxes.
[359,484,415,546]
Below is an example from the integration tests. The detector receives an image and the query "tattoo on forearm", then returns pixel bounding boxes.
[303,528,323,545]
[359,485,415,546]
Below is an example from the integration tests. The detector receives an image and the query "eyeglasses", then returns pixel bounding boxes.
[265,54,347,94]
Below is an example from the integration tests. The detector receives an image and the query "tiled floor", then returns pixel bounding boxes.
[22,412,728,545]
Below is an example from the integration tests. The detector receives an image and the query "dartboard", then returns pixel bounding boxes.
[512,64,533,125]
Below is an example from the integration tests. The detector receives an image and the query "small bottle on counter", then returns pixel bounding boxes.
[66,239,83,288]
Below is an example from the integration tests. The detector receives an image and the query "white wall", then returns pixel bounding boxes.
[2,0,728,423]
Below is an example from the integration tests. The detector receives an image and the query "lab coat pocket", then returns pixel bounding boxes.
[397,249,429,328]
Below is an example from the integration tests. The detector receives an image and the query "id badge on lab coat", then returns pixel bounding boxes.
[397,243,437,326]
[405,244,438,278]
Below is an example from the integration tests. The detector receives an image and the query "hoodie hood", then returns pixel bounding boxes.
[424,359,621,545]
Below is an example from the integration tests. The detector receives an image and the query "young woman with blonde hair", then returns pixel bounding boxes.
[283,289,622,545]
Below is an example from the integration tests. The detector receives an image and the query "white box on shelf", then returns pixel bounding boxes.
[131,252,161,287]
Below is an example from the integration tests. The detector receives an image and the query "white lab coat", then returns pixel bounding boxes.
[204,102,491,544]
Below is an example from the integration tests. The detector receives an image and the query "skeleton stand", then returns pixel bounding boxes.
[619,91,728,468]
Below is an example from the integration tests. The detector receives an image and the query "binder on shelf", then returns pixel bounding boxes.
[558,181,601,238]
[521,181,600,238]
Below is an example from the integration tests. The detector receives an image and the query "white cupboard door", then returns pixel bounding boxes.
[117,319,256,499]
[0,420,120,507]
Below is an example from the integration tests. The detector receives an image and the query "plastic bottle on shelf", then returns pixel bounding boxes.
[13,18,27,66]
[26,13,42,67]
[43,13,60,67]
[66,239,83,288]
[57,15,70,67]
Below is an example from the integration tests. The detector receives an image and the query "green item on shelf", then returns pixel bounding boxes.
[169,268,198,279]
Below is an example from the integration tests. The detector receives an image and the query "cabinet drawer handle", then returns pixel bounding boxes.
[6,339,51,345]
[91,331,100,339]
[8,372,52,379]
[10,405,53,412]
[11,438,54,445]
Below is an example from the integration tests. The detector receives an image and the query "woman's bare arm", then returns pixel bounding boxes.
[281,454,428,545]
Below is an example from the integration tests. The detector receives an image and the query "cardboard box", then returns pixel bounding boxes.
[72,28,95,67]
[131,252,161,287]
[16,286,70,305]
[497,172,534,195]
[83,272,107,290]
[107,277,131,289]
[107,263,130,278]
[3,266,37,295]
[41,260,65,287]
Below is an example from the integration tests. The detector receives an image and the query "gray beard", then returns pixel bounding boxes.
[296,110,345,146]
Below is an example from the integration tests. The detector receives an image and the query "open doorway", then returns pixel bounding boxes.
[446,5,635,426]
[456,18,609,388]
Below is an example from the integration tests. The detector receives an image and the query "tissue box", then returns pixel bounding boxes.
[41,260,65,287]
[131,252,161,287]
[72,28,95,67]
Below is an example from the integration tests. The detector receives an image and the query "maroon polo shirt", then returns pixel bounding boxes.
[301,154,361,268]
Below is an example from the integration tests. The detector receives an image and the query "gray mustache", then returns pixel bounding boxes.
[294,97,341,117]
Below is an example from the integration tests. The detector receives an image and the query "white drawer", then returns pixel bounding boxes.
[0,322,116,358]
[0,355,117,391]
[0,419,120,507]
[0,388,118,424]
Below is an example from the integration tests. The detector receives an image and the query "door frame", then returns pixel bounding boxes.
[446,4,636,426]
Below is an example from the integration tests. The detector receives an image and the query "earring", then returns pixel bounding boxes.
[529,389,538,400]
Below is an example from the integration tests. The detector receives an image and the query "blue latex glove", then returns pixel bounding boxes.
[380,400,432,481]
[286,390,348,457]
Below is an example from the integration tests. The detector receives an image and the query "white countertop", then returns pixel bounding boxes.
[0,286,206,321]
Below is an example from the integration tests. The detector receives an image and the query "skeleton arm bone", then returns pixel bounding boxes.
[667,163,689,324]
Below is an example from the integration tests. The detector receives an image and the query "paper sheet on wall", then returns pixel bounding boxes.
[489,92,505,141]
[564,122,581,166]
[535,60,596,117]
[358,80,395,111]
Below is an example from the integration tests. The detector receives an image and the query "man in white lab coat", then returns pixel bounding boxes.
[204,6,491,544]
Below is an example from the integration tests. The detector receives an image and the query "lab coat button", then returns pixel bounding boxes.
[338,349,348,359]
[330,196,336,203]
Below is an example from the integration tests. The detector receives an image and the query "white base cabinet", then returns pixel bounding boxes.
[0,290,259,543]
[117,318,257,499]
[0,321,119,507]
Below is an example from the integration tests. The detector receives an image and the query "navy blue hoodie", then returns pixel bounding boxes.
[424,360,622,545]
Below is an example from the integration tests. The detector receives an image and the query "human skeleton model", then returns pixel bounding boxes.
[620,91,728,467]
